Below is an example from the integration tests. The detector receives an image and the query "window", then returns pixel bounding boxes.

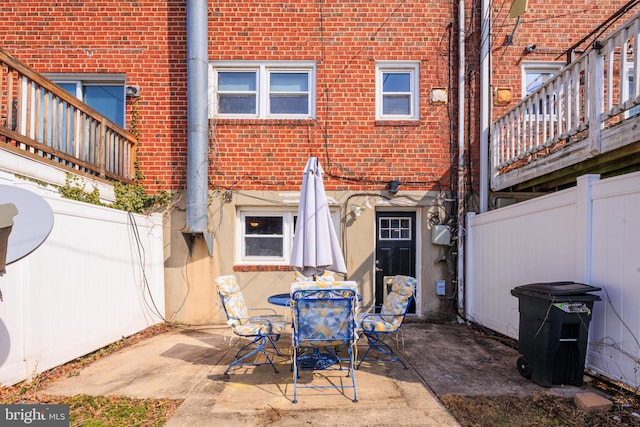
[625,65,640,117]
[378,217,412,240]
[237,210,296,265]
[45,74,126,127]
[376,62,419,120]
[522,62,563,115]
[211,62,316,119]
[236,208,339,265]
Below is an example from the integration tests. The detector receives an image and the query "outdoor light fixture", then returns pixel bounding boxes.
[350,205,365,217]
[495,88,513,105]
[430,88,448,104]
[125,85,141,98]
[388,180,399,194]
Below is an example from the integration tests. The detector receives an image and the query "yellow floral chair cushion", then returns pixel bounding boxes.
[215,275,286,335]
[294,269,337,282]
[357,275,416,333]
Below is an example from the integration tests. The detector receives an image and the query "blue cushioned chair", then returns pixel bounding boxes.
[291,287,358,403]
[215,275,286,375]
[356,275,416,369]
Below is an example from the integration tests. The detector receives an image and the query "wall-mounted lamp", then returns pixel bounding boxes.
[494,88,513,106]
[430,88,448,104]
[126,85,141,98]
[524,44,536,53]
[388,180,400,194]
[350,206,365,217]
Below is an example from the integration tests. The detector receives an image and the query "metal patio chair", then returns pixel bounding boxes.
[290,287,358,403]
[215,275,286,375]
[356,275,416,369]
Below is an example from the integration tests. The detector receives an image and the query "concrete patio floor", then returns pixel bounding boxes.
[42,322,585,426]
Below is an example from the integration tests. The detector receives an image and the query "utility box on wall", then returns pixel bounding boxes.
[431,225,451,246]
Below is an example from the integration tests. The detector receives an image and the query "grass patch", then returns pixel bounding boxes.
[0,324,182,426]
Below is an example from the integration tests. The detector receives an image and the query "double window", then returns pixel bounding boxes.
[376,62,420,121]
[210,62,316,119]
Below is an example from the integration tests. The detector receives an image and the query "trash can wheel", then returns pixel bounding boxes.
[517,356,531,379]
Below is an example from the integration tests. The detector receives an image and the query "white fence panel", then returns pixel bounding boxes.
[589,173,640,388]
[0,181,164,386]
[466,189,579,338]
[467,172,640,390]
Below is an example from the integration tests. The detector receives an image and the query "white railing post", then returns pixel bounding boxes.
[587,49,603,155]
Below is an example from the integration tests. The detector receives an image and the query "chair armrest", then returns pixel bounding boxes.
[358,312,406,332]
[248,307,278,316]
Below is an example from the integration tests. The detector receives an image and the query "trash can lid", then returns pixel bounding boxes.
[512,281,601,295]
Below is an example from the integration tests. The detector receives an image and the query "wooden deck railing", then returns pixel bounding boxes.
[0,47,136,183]
[491,12,640,190]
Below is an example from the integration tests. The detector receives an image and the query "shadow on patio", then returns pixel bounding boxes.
[41,322,560,426]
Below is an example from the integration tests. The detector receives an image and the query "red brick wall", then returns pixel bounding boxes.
[210,1,460,193]
[0,1,187,193]
[1,1,463,194]
[1,1,636,195]
[489,1,631,120]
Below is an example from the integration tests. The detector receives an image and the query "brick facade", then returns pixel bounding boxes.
[0,1,188,192]
[0,1,634,196]
[209,1,459,194]
[0,1,464,194]
[490,1,627,120]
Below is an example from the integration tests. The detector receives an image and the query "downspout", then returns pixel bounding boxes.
[183,0,213,256]
[456,0,466,320]
[479,0,490,213]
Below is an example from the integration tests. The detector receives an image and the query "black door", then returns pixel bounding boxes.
[375,211,416,313]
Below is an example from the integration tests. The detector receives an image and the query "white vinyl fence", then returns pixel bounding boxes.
[467,172,640,390]
[0,180,164,386]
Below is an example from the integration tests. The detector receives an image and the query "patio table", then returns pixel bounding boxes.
[267,292,361,307]
[267,293,291,307]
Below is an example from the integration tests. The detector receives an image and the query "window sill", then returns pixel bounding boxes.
[233,265,295,272]
[375,120,421,127]
[211,118,316,126]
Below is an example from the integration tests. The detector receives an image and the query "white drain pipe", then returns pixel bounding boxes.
[457,0,466,321]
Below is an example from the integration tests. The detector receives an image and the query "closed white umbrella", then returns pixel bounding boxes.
[291,157,347,277]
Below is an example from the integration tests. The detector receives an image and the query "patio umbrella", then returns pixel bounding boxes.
[291,157,347,277]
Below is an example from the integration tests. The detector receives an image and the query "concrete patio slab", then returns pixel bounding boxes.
[41,322,594,425]
[43,324,460,426]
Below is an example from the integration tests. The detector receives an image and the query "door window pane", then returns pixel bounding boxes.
[379,217,412,240]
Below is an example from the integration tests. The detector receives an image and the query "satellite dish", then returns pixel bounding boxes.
[0,185,54,268]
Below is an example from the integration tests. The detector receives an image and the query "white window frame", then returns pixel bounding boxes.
[44,73,127,127]
[375,61,420,121]
[235,207,340,265]
[521,61,563,98]
[521,61,563,117]
[210,61,316,119]
[624,63,640,118]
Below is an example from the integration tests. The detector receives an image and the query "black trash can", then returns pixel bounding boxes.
[511,282,601,387]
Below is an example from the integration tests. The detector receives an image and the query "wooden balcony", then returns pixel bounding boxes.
[491,12,640,192]
[0,48,136,184]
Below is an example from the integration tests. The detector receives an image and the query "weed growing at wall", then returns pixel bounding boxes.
[58,174,102,205]
[57,173,170,214]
